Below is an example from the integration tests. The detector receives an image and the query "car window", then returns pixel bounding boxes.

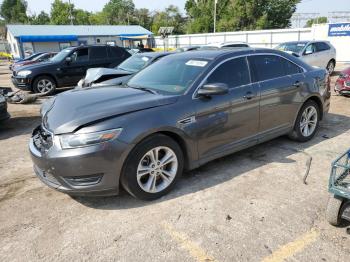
[71,48,89,62]
[89,46,107,60]
[304,44,315,54]
[315,42,330,52]
[276,42,307,53]
[207,57,250,88]
[109,46,126,58]
[281,58,303,75]
[118,55,152,73]
[249,55,286,82]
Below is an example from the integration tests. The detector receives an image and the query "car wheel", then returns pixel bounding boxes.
[327,60,335,75]
[326,194,343,226]
[289,100,320,142]
[33,76,56,95]
[121,134,184,200]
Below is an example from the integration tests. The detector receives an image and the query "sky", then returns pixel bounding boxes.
[25,0,349,17]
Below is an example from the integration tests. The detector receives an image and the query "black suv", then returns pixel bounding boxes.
[12,45,131,95]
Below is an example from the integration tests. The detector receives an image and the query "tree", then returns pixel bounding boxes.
[151,5,186,34]
[133,8,152,30]
[74,9,91,25]
[0,0,28,24]
[50,0,74,25]
[305,16,328,27]
[30,11,50,25]
[102,0,135,25]
[185,0,300,33]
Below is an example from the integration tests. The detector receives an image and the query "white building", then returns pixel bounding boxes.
[6,24,154,59]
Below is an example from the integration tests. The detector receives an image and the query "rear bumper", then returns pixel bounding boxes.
[11,76,32,90]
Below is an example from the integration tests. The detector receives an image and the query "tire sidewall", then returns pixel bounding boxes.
[292,100,320,142]
[33,76,56,95]
[327,60,335,75]
[121,135,184,200]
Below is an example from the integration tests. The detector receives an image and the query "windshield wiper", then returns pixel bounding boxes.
[127,84,158,94]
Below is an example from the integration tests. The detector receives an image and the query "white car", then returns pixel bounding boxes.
[276,41,337,74]
[200,41,250,50]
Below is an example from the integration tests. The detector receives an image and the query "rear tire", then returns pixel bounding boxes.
[326,194,343,226]
[327,60,335,75]
[121,134,184,200]
[33,76,56,95]
[289,100,320,142]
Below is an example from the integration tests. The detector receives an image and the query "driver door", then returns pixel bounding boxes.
[193,57,260,162]
[59,47,90,86]
[302,43,319,67]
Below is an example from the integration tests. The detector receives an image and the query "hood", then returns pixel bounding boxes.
[16,61,56,72]
[43,86,178,134]
[83,67,133,86]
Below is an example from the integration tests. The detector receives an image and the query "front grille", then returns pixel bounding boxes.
[32,125,53,151]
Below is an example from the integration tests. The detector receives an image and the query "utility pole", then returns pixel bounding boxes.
[214,0,217,33]
[68,0,73,25]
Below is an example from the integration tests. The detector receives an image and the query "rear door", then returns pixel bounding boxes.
[248,54,305,141]
[194,56,260,160]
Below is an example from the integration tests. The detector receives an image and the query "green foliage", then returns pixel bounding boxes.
[0,0,28,24]
[29,11,50,25]
[305,16,328,27]
[102,0,135,25]
[151,5,186,34]
[186,0,300,33]
[50,0,74,25]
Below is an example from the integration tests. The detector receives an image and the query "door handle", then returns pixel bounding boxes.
[243,91,255,100]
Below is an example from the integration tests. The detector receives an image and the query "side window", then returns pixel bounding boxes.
[282,58,303,75]
[70,48,89,63]
[109,46,125,59]
[248,55,285,82]
[89,46,107,60]
[304,44,315,55]
[207,57,250,88]
[315,42,330,52]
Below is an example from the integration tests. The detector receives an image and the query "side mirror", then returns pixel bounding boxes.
[65,57,72,63]
[197,83,229,97]
[304,50,313,55]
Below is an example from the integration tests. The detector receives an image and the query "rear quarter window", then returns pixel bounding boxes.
[248,55,286,82]
[109,46,130,59]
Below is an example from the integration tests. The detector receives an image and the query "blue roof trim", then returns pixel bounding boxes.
[118,33,153,37]
[19,35,78,43]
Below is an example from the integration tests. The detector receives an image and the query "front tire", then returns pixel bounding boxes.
[326,194,343,226]
[33,76,56,95]
[327,60,335,75]
[121,134,184,200]
[289,100,320,142]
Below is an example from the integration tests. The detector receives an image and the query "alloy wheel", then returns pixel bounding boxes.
[300,106,318,137]
[136,146,178,193]
[327,62,335,75]
[37,79,54,93]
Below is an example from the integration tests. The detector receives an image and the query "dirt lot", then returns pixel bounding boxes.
[1,62,350,262]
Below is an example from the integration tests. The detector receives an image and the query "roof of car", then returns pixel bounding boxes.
[134,52,172,58]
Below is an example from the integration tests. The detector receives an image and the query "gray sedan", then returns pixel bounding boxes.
[30,48,330,200]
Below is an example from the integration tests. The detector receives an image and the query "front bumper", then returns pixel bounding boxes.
[29,126,132,196]
[334,79,350,95]
[11,75,32,90]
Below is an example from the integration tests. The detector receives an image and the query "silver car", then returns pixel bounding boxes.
[276,41,336,74]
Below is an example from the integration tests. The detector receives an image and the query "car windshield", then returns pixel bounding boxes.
[276,42,307,53]
[118,55,152,73]
[50,49,72,62]
[127,56,210,95]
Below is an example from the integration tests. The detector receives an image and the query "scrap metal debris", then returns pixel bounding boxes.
[4,90,45,104]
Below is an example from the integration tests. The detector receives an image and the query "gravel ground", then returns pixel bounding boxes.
[0,62,350,262]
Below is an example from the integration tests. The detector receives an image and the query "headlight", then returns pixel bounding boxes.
[59,128,122,149]
[17,70,32,77]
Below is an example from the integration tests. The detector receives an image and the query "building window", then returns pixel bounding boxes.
[106,41,115,46]
[59,42,71,50]
[96,38,101,43]
[23,42,34,57]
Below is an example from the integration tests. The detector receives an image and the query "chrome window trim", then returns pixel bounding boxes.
[192,52,307,99]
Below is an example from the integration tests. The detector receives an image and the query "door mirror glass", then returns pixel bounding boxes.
[197,83,229,97]
[304,50,313,55]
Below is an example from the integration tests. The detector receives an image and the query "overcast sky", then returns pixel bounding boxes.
[25,0,349,16]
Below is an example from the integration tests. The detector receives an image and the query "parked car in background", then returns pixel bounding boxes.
[78,52,172,88]
[11,45,131,95]
[9,52,45,70]
[276,41,337,74]
[199,42,250,50]
[335,66,350,96]
[11,52,57,71]
[30,48,330,200]
[0,94,10,121]
[126,48,155,55]
[176,46,202,52]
